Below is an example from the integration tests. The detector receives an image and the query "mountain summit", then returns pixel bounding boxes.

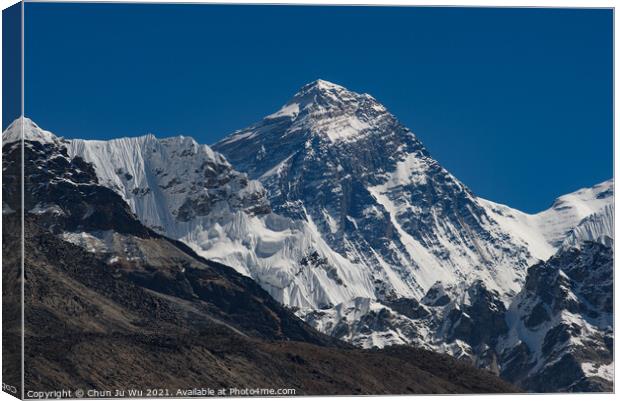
[266,79,381,120]
[220,80,389,158]
[292,79,352,103]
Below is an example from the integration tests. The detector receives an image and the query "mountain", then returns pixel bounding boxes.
[213,79,612,347]
[60,77,541,356]
[212,80,613,389]
[67,133,270,231]
[214,79,537,303]
[2,118,517,395]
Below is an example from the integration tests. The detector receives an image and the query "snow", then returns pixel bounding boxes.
[312,79,345,91]
[61,231,115,254]
[382,152,430,187]
[306,297,432,349]
[215,129,259,146]
[368,183,455,294]
[316,114,370,142]
[503,305,612,382]
[266,102,300,119]
[2,117,62,145]
[581,362,614,382]
[479,198,557,262]
[260,154,294,180]
[368,158,529,299]
[322,209,339,234]
[533,179,613,247]
[29,203,65,216]
[498,235,614,387]
[561,204,614,250]
[220,78,388,146]
[67,134,233,230]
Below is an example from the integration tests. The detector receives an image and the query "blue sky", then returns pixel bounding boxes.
[2,2,21,128]
[21,3,612,213]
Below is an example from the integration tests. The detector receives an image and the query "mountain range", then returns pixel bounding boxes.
[2,79,613,392]
[1,119,515,395]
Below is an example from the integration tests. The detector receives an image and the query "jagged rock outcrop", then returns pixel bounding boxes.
[499,241,613,392]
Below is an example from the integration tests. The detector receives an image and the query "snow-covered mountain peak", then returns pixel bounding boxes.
[300,78,346,92]
[291,79,353,104]
[10,112,612,391]
[215,82,540,304]
[250,79,391,143]
[293,79,382,110]
[2,117,62,145]
[534,179,613,247]
[67,132,269,230]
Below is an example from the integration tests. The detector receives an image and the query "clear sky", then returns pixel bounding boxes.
[20,3,612,213]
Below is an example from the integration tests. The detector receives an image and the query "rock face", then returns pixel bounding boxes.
[3,119,519,395]
[4,76,613,393]
[500,241,613,392]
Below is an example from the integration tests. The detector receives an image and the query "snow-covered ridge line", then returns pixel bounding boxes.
[479,178,613,261]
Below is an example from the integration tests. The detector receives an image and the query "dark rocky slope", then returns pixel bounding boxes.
[499,241,613,392]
